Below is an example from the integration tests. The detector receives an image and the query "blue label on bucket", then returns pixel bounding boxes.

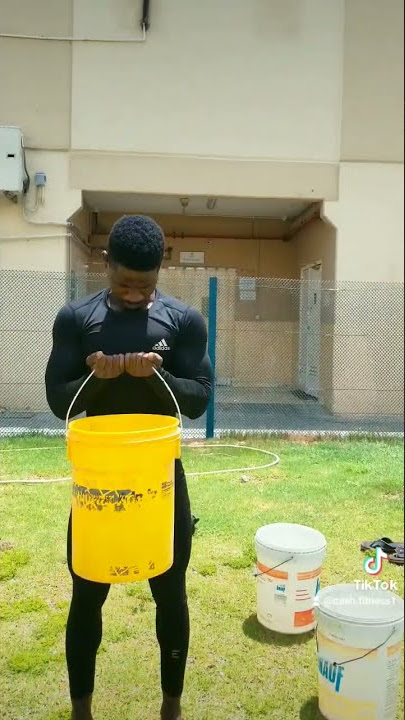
[318,657,344,693]
[315,578,321,596]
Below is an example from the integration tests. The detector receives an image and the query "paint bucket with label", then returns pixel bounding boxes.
[315,583,404,720]
[255,523,327,634]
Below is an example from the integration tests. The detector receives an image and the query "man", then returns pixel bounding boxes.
[45,215,212,720]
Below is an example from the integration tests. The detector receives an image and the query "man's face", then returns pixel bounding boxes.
[106,261,159,310]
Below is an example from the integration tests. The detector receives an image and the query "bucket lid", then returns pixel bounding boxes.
[315,583,404,626]
[255,523,327,555]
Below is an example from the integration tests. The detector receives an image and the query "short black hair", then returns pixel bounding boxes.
[108,215,165,271]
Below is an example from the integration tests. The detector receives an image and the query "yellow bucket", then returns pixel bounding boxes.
[67,413,181,584]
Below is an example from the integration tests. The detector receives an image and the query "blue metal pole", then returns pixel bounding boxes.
[206,276,218,439]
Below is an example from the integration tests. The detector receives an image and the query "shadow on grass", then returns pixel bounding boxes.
[242,614,315,647]
[300,696,324,719]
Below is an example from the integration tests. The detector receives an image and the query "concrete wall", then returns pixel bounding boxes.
[294,218,336,282]
[71,0,343,161]
[90,213,293,276]
[0,152,82,271]
[0,152,86,413]
[341,0,404,162]
[1,0,402,215]
[1,0,341,205]
[0,0,403,419]
[234,321,296,388]
[329,277,404,418]
[6,0,402,164]
[0,197,67,272]
[3,0,402,277]
[68,208,92,276]
[325,163,404,283]
[292,218,337,408]
[90,233,297,279]
[0,255,68,413]
[95,213,287,240]
[159,235,296,278]
[324,164,404,416]
[0,0,72,150]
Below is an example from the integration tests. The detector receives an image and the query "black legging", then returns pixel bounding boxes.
[66,461,192,700]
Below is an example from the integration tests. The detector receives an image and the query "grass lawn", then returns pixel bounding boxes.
[0,436,404,720]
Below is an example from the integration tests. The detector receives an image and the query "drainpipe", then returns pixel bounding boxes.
[0,2,151,42]
[141,1,151,31]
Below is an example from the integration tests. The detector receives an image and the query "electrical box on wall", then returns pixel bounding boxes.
[0,126,24,193]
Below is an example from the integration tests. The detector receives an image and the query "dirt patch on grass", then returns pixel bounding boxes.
[285,433,321,444]
[383,491,404,501]
[0,540,15,552]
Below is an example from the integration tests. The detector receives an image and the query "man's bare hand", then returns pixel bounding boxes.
[125,352,163,378]
[86,351,125,379]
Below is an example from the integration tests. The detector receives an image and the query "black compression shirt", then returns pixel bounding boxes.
[45,289,213,421]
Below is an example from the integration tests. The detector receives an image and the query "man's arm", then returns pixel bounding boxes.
[146,307,212,419]
[45,304,106,420]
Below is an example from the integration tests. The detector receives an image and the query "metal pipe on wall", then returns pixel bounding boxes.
[142,1,151,31]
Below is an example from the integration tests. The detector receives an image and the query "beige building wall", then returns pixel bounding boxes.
[323,164,404,416]
[234,322,296,389]
[327,267,404,418]
[90,213,296,278]
[325,163,404,283]
[90,234,296,279]
[340,0,404,163]
[0,0,403,417]
[0,151,82,271]
[324,0,403,417]
[0,237,90,414]
[95,213,286,240]
[0,152,86,412]
[1,0,341,209]
[0,0,72,150]
[71,0,343,161]
[292,218,337,408]
[0,279,67,413]
[68,208,92,279]
[0,220,68,413]
[294,218,336,282]
[1,0,402,274]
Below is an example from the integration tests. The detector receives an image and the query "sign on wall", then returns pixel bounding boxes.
[180,251,205,265]
[238,277,256,301]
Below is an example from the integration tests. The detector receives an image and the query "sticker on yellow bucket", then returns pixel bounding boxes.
[72,480,172,512]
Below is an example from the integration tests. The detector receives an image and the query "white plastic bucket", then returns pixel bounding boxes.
[255,523,327,634]
[315,584,404,720]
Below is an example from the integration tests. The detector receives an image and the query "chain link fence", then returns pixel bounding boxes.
[1,269,403,438]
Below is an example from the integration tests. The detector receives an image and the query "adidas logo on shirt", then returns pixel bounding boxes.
[152,339,171,351]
